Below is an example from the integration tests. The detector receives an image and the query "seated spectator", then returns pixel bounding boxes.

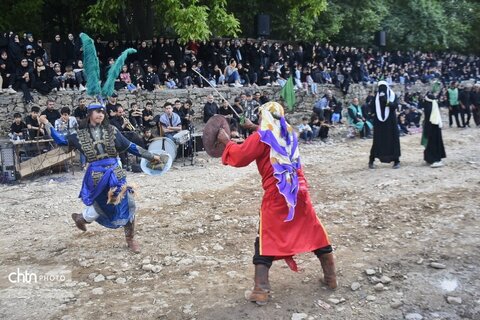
[142,101,156,129]
[157,102,182,141]
[309,113,321,139]
[405,107,422,127]
[318,116,331,142]
[347,97,372,139]
[9,112,27,140]
[117,64,136,92]
[54,107,78,136]
[131,63,145,90]
[63,65,78,90]
[142,128,154,148]
[25,106,44,139]
[52,62,65,91]
[129,102,143,129]
[178,63,193,89]
[32,57,57,95]
[144,64,161,91]
[297,117,313,144]
[211,64,225,87]
[14,58,34,103]
[73,60,86,91]
[180,99,195,129]
[0,51,17,93]
[398,113,410,136]
[258,64,271,86]
[218,99,234,123]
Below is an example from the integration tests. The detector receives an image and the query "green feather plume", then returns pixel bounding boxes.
[101,48,137,97]
[79,33,101,96]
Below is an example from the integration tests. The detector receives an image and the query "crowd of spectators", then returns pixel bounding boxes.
[1,31,480,104]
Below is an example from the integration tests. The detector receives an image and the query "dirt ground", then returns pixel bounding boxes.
[0,125,479,320]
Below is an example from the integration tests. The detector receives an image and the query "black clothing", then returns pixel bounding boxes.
[369,95,401,164]
[10,121,27,134]
[74,106,88,121]
[41,108,61,126]
[421,100,446,164]
[203,101,218,123]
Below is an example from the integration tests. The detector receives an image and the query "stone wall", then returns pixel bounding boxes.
[0,83,434,134]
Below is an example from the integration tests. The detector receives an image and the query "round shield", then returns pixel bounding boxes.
[140,138,177,175]
[202,115,231,158]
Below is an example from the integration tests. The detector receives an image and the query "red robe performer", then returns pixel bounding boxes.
[217,102,337,305]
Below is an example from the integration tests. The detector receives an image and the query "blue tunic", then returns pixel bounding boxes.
[48,124,152,229]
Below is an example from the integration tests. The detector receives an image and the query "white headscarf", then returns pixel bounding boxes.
[375,80,396,122]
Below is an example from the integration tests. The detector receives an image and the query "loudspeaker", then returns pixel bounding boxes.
[378,31,386,47]
[256,14,270,37]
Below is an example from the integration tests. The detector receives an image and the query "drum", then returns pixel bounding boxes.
[140,137,177,176]
[173,130,190,145]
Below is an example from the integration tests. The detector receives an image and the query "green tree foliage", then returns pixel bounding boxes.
[1,0,479,53]
[0,0,44,34]
[83,0,240,42]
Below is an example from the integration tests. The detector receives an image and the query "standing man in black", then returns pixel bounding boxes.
[459,85,472,128]
[368,81,401,169]
[40,100,61,126]
[203,94,218,123]
[73,97,88,123]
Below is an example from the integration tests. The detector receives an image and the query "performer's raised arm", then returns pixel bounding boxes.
[39,115,69,146]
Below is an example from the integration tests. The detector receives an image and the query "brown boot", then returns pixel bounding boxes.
[71,213,87,232]
[245,264,270,305]
[319,253,337,289]
[124,220,140,253]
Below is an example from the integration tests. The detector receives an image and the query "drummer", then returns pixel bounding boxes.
[157,102,182,141]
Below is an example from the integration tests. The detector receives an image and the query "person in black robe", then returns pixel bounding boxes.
[421,92,446,167]
[369,81,401,169]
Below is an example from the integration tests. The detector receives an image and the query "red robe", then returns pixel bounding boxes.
[222,132,331,257]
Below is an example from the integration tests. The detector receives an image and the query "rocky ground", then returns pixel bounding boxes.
[0,124,479,320]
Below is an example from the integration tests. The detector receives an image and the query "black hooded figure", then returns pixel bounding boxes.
[368,81,401,169]
[420,92,446,167]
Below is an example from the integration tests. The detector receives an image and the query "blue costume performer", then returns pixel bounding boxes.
[38,33,164,253]
[40,104,164,252]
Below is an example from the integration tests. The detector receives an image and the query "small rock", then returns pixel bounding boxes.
[106,275,116,280]
[446,296,462,305]
[142,264,154,271]
[430,262,446,269]
[291,313,308,320]
[380,276,392,284]
[275,303,282,309]
[370,276,381,283]
[366,295,376,301]
[316,299,331,310]
[116,277,127,284]
[151,265,162,273]
[390,299,403,309]
[351,282,361,291]
[226,271,237,279]
[178,258,193,265]
[328,298,340,305]
[142,259,151,265]
[416,258,424,265]
[92,288,104,295]
[213,215,221,221]
[88,273,97,280]
[374,283,385,291]
[405,313,423,320]
[365,269,376,275]
[213,244,224,251]
[93,274,105,282]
